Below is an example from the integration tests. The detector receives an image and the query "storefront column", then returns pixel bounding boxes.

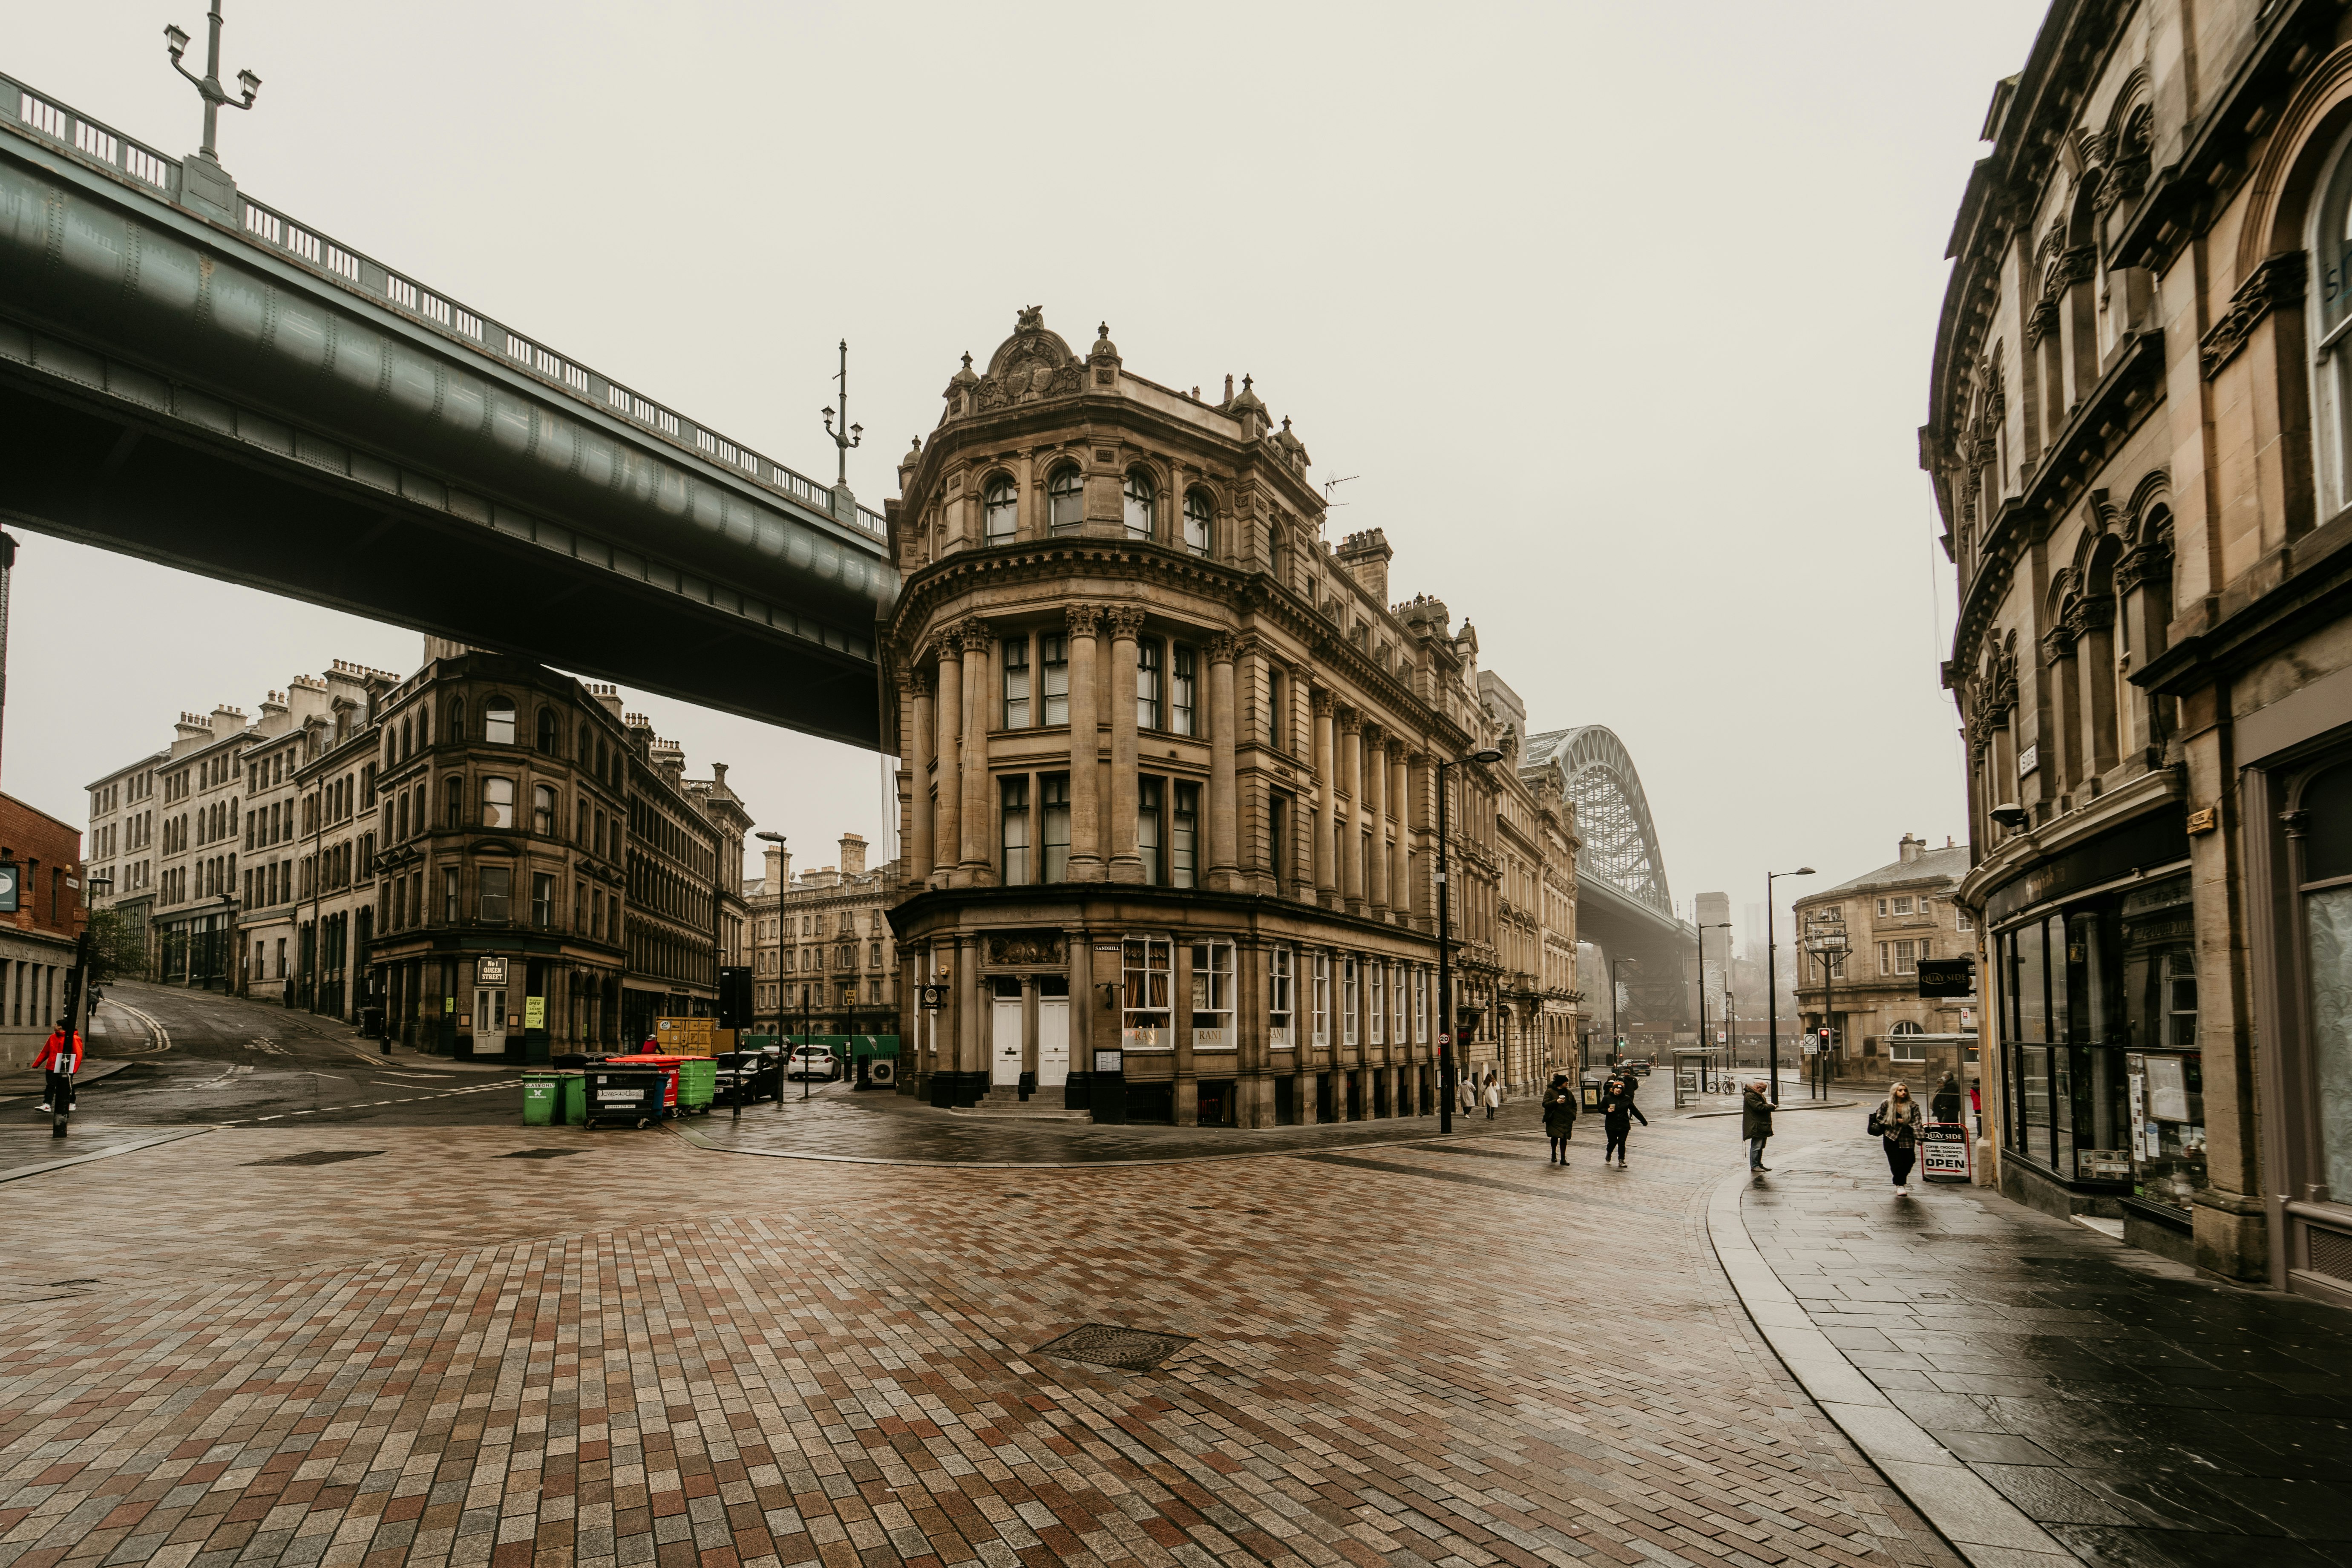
[1206,633,1239,890]
[1172,938,1196,1125]
[1340,709,1365,915]
[1106,607,1146,883]
[906,672,934,884]
[959,621,995,884]
[1312,689,1337,906]
[2073,599,2119,778]
[932,641,962,891]
[2185,719,2267,1280]
[1066,606,1104,880]
[2117,545,2172,755]
[1365,724,1388,917]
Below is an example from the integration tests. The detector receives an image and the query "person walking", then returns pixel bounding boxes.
[1742,1078,1774,1173]
[1599,1069,1644,1167]
[1542,1073,1576,1165]
[1483,1072,1502,1119]
[1876,1081,1925,1193]
[1458,1070,1476,1116]
[35,1022,82,1116]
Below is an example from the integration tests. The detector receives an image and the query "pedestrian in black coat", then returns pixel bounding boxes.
[1542,1074,1577,1165]
[1742,1081,1775,1172]
[1598,1071,1645,1168]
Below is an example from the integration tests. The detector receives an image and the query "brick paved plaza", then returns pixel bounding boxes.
[0,1105,1964,1568]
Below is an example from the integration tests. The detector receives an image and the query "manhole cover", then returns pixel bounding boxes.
[243,1150,383,1167]
[1033,1323,1193,1371]
[501,1148,580,1160]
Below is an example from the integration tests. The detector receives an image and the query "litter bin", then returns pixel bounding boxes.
[522,1070,561,1127]
[677,1057,716,1116]
[557,1071,587,1127]
[584,1066,663,1129]
[602,1054,683,1114]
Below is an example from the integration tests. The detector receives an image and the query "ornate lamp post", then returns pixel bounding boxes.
[821,341,862,487]
[1764,867,1815,1105]
[1802,908,1850,1102]
[164,0,261,162]
[1435,747,1503,1134]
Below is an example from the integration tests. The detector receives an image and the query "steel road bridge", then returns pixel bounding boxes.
[0,71,895,748]
[1523,726,1699,1034]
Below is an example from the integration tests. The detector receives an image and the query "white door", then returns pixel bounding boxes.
[991,998,1023,1086]
[1038,998,1070,1088]
[474,988,507,1056]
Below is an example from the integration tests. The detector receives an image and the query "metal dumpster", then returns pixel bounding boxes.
[584,1067,663,1129]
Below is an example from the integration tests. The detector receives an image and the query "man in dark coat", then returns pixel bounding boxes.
[1742,1080,1774,1172]
[1542,1074,1577,1165]
[1598,1070,1644,1168]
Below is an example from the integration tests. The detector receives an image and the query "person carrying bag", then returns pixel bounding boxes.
[1873,1081,1925,1194]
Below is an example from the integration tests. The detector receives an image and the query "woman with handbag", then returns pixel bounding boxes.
[1541,1073,1577,1165]
[1874,1081,1925,1193]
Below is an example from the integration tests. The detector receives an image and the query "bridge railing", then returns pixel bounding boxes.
[2,72,890,549]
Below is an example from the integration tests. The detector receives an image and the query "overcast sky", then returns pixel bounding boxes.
[4,0,2047,947]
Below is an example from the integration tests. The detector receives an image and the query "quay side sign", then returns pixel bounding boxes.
[1921,1122,1972,1183]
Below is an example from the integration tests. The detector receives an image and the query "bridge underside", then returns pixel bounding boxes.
[1578,873,1696,1035]
[0,363,881,747]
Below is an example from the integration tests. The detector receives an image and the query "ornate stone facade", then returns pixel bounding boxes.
[1927,0,2352,1300]
[881,308,1578,1127]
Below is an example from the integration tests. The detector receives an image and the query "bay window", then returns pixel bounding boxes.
[1190,940,1234,1049]
[1123,935,1172,1048]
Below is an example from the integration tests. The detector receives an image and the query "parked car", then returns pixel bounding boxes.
[787,1045,839,1082]
[1621,1057,1654,1077]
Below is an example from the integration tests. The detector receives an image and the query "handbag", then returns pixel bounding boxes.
[1866,1106,1885,1137]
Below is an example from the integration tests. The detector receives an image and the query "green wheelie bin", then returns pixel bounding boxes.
[677,1057,717,1116]
[521,1071,560,1127]
[558,1071,587,1126]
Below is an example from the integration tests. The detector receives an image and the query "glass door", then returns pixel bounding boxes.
[473,988,507,1057]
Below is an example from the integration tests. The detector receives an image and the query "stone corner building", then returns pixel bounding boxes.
[881,308,1578,1127]
[1927,0,2352,1301]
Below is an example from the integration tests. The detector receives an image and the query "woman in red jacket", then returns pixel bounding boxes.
[35,1025,80,1114]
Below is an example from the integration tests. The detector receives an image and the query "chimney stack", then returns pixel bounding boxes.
[1898,833,1925,864]
[764,838,789,893]
[838,832,868,876]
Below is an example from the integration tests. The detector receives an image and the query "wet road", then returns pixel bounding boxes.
[10,981,523,1145]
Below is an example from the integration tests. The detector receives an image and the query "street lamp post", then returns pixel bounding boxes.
[1765,868,1816,1106]
[1802,908,1849,1102]
[164,0,261,163]
[1435,747,1504,1135]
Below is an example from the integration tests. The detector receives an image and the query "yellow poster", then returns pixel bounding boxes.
[524,996,546,1030]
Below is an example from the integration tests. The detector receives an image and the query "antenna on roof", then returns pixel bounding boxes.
[1323,474,1360,507]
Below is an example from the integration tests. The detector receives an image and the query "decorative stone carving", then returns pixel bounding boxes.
[2200,252,2307,379]
[2116,542,2174,594]
[1064,604,1102,638]
[903,670,931,699]
[1204,631,1241,664]
[1103,606,1147,640]
[975,306,1084,410]
[2042,626,2076,661]
[985,932,1067,967]
[957,620,997,653]
[2065,598,2116,636]
[1310,686,1336,715]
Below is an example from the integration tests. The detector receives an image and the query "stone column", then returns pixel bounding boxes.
[1312,689,1337,906]
[1364,725,1388,917]
[906,673,934,884]
[1389,743,1410,926]
[1339,708,1364,915]
[1206,633,1240,890]
[931,641,962,891]
[2073,599,2119,779]
[1106,607,1146,883]
[959,621,995,883]
[1065,606,1104,880]
[2044,627,2081,794]
[2117,544,2173,759]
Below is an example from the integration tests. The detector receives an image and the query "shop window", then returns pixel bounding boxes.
[2299,760,2352,1207]
[1040,774,1070,882]
[1172,644,1197,736]
[1048,465,1082,534]
[1138,777,1164,885]
[1002,637,1030,728]
[1171,782,1200,888]
[1000,776,1030,886]
[481,777,515,829]
[1183,489,1212,557]
[982,474,1017,541]
[1040,635,1068,725]
[1123,469,1156,540]
[1122,935,1172,1048]
[479,866,512,923]
[1191,940,1234,1048]
[1269,946,1294,1047]
[484,699,516,745]
[1312,952,1330,1046]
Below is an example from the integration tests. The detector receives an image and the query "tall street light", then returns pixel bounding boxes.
[1436,746,1504,1134]
[1765,867,1816,1105]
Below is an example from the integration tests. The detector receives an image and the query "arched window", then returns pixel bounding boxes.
[484,699,516,746]
[982,475,1018,541]
[2310,121,2352,517]
[481,777,515,829]
[1123,469,1156,540]
[1048,466,1082,534]
[1183,490,1213,557]
[534,785,557,835]
[537,708,560,754]
[448,698,465,745]
[400,716,412,760]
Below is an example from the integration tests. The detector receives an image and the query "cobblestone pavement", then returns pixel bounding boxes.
[0,1110,1965,1568]
[1742,1137,2352,1568]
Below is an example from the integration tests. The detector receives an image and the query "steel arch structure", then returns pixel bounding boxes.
[1525,726,1672,916]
